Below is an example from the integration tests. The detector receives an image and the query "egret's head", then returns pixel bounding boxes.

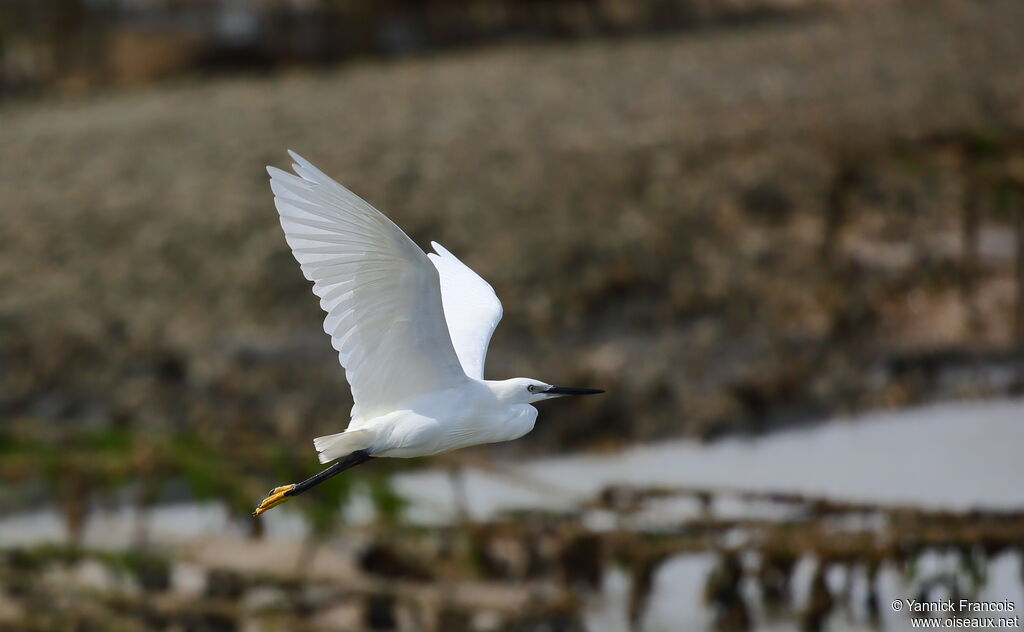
[492,377,604,404]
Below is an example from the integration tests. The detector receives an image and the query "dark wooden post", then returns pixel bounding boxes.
[1014,182,1024,344]
[821,162,861,265]
[960,175,982,337]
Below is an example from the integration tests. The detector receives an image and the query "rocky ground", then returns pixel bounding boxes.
[1,0,1024,457]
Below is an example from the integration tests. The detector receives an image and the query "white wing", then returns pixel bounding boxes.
[427,242,503,379]
[268,151,466,421]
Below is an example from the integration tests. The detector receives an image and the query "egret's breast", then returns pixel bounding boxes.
[368,401,537,458]
[500,404,538,442]
[433,403,536,453]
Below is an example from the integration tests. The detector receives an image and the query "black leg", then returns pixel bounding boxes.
[254,449,373,515]
[287,449,373,497]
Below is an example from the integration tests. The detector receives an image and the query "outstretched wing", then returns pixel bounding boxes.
[268,151,467,421]
[427,242,503,379]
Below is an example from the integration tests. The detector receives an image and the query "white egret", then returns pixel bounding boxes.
[253,151,603,515]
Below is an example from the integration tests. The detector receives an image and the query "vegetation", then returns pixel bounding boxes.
[3,476,1023,630]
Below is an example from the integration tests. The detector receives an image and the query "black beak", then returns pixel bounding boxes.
[543,385,605,396]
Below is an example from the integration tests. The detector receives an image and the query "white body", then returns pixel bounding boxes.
[268,152,566,463]
[352,380,538,458]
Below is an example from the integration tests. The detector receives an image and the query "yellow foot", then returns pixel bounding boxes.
[253,484,296,516]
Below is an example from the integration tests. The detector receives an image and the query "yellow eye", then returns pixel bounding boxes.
[527,385,537,393]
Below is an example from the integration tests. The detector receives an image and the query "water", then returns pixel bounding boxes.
[2,398,1022,631]
[394,398,1024,523]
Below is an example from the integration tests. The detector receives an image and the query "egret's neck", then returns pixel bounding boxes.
[484,379,518,403]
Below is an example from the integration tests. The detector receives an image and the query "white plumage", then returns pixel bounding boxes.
[265,151,601,467]
[427,241,502,380]
[269,154,465,423]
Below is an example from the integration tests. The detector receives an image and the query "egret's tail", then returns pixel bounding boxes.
[313,429,372,464]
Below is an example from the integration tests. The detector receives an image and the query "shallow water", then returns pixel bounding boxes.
[2,398,1022,631]
[394,397,1024,524]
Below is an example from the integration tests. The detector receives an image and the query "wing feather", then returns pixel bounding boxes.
[428,242,503,379]
[268,151,467,421]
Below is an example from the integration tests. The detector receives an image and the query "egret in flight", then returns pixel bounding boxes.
[253,152,603,515]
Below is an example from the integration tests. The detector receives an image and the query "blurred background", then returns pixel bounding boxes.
[2,0,1024,630]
